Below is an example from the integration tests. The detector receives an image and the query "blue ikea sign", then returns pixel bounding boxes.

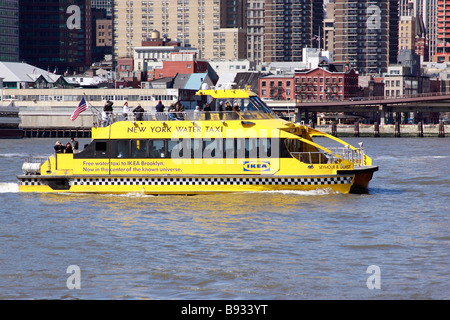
[243,161,271,172]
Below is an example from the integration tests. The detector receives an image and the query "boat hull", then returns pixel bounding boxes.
[18,173,359,194]
[337,166,378,193]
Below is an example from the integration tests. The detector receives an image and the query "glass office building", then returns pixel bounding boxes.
[0,0,19,62]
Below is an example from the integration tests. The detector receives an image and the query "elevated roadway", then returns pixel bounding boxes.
[266,93,450,114]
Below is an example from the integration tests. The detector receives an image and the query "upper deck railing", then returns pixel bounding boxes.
[291,146,366,167]
[93,110,279,127]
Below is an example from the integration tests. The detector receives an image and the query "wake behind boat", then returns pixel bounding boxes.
[18,88,377,194]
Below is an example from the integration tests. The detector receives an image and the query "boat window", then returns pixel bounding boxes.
[95,141,107,156]
[283,138,328,163]
[224,138,235,159]
[236,138,245,158]
[74,140,108,159]
[190,139,203,159]
[280,139,294,158]
[132,139,148,158]
[259,138,272,158]
[245,138,258,158]
[168,139,182,158]
[76,138,291,160]
[203,138,223,158]
[285,139,303,153]
[149,139,165,158]
[250,96,272,113]
[116,140,129,158]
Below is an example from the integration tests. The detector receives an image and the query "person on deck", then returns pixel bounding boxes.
[175,100,184,120]
[65,143,73,153]
[123,101,130,120]
[155,100,165,120]
[70,137,79,152]
[103,100,113,126]
[204,103,211,120]
[133,104,145,121]
[168,104,178,121]
[54,141,65,153]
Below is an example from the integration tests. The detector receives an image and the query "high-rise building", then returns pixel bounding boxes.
[113,0,247,62]
[0,0,19,62]
[263,0,323,62]
[323,1,335,56]
[19,0,92,74]
[422,0,438,59]
[399,0,415,16]
[399,16,416,54]
[333,0,398,75]
[247,0,265,64]
[396,0,435,62]
[435,0,450,62]
[92,0,113,17]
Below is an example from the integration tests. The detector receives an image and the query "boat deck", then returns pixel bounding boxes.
[95,110,279,126]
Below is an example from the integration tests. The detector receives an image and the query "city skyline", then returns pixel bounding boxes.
[0,0,446,76]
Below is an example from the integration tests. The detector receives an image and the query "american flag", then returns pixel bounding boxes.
[71,97,88,121]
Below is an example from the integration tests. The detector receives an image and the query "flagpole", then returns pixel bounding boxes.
[82,93,104,126]
[82,92,101,114]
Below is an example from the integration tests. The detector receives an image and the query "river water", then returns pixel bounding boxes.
[0,137,448,300]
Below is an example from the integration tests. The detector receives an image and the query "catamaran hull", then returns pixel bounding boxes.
[17,171,378,194]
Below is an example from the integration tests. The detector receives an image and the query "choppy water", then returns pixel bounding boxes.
[0,137,448,300]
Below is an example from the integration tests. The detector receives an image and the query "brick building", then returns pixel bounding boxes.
[259,64,359,102]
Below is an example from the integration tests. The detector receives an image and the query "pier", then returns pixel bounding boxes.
[316,123,446,138]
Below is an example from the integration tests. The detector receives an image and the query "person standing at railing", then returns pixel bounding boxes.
[54,141,65,153]
[224,101,232,119]
[194,105,201,120]
[232,102,240,120]
[204,103,211,120]
[103,100,113,126]
[168,104,178,121]
[218,101,224,120]
[133,104,145,121]
[70,137,79,152]
[155,100,165,120]
[101,111,108,126]
[175,100,184,120]
[123,101,131,120]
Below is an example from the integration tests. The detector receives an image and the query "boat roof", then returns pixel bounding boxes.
[196,88,258,99]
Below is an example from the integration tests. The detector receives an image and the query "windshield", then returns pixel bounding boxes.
[208,96,273,113]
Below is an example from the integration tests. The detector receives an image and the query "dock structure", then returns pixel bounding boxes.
[314,123,449,137]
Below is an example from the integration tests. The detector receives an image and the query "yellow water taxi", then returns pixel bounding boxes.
[18,88,377,194]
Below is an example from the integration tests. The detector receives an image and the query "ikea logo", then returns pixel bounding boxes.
[243,161,271,172]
